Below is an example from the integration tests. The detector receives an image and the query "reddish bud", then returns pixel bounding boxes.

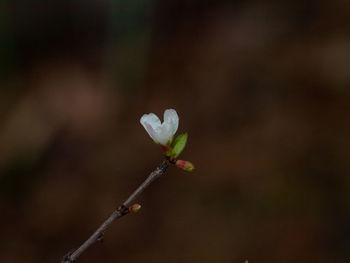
[175,160,194,172]
[129,204,141,213]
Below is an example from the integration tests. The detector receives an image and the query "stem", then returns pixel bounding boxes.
[62,159,169,263]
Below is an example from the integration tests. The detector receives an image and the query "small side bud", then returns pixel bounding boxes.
[175,160,194,172]
[129,204,142,213]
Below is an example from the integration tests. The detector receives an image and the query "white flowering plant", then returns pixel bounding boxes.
[140,109,194,171]
[62,108,194,263]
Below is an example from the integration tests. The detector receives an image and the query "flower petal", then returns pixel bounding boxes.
[145,122,159,143]
[140,113,161,142]
[163,109,179,138]
[140,113,161,128]
[154,125,172,145]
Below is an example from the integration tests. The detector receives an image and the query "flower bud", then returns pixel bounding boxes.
[129,204,142,213]
[175,160,194,172]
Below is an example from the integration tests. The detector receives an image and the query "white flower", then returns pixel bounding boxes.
[140,109,179,146]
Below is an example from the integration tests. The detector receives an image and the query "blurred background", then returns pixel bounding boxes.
[1,0,350,262]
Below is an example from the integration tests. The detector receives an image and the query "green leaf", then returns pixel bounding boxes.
[170,133,188,159]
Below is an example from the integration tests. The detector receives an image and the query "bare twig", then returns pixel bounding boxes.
[61,159,169,263]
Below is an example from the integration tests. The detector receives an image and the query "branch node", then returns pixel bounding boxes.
[117,205,129,216]
[97,233,104,242]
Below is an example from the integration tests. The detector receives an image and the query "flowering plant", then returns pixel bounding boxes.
[140,109,194,171]
[62,108,195,263]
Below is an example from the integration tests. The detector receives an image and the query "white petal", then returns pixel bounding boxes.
[140,113,161,128]
[163,109,179,138]
[140,113,161,142]
[156,126,172,145]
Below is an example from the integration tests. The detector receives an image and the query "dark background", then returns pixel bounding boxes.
[1,0,349,262]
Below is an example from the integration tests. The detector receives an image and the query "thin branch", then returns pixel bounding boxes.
[62,159,169,263]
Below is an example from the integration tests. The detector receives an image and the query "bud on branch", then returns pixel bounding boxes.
[175,160,194,172]
[129,204,142,213]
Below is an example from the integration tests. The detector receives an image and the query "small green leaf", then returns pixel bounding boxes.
[170,133,188,159]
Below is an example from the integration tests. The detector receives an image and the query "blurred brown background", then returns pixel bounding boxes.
[1,0,350,262]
